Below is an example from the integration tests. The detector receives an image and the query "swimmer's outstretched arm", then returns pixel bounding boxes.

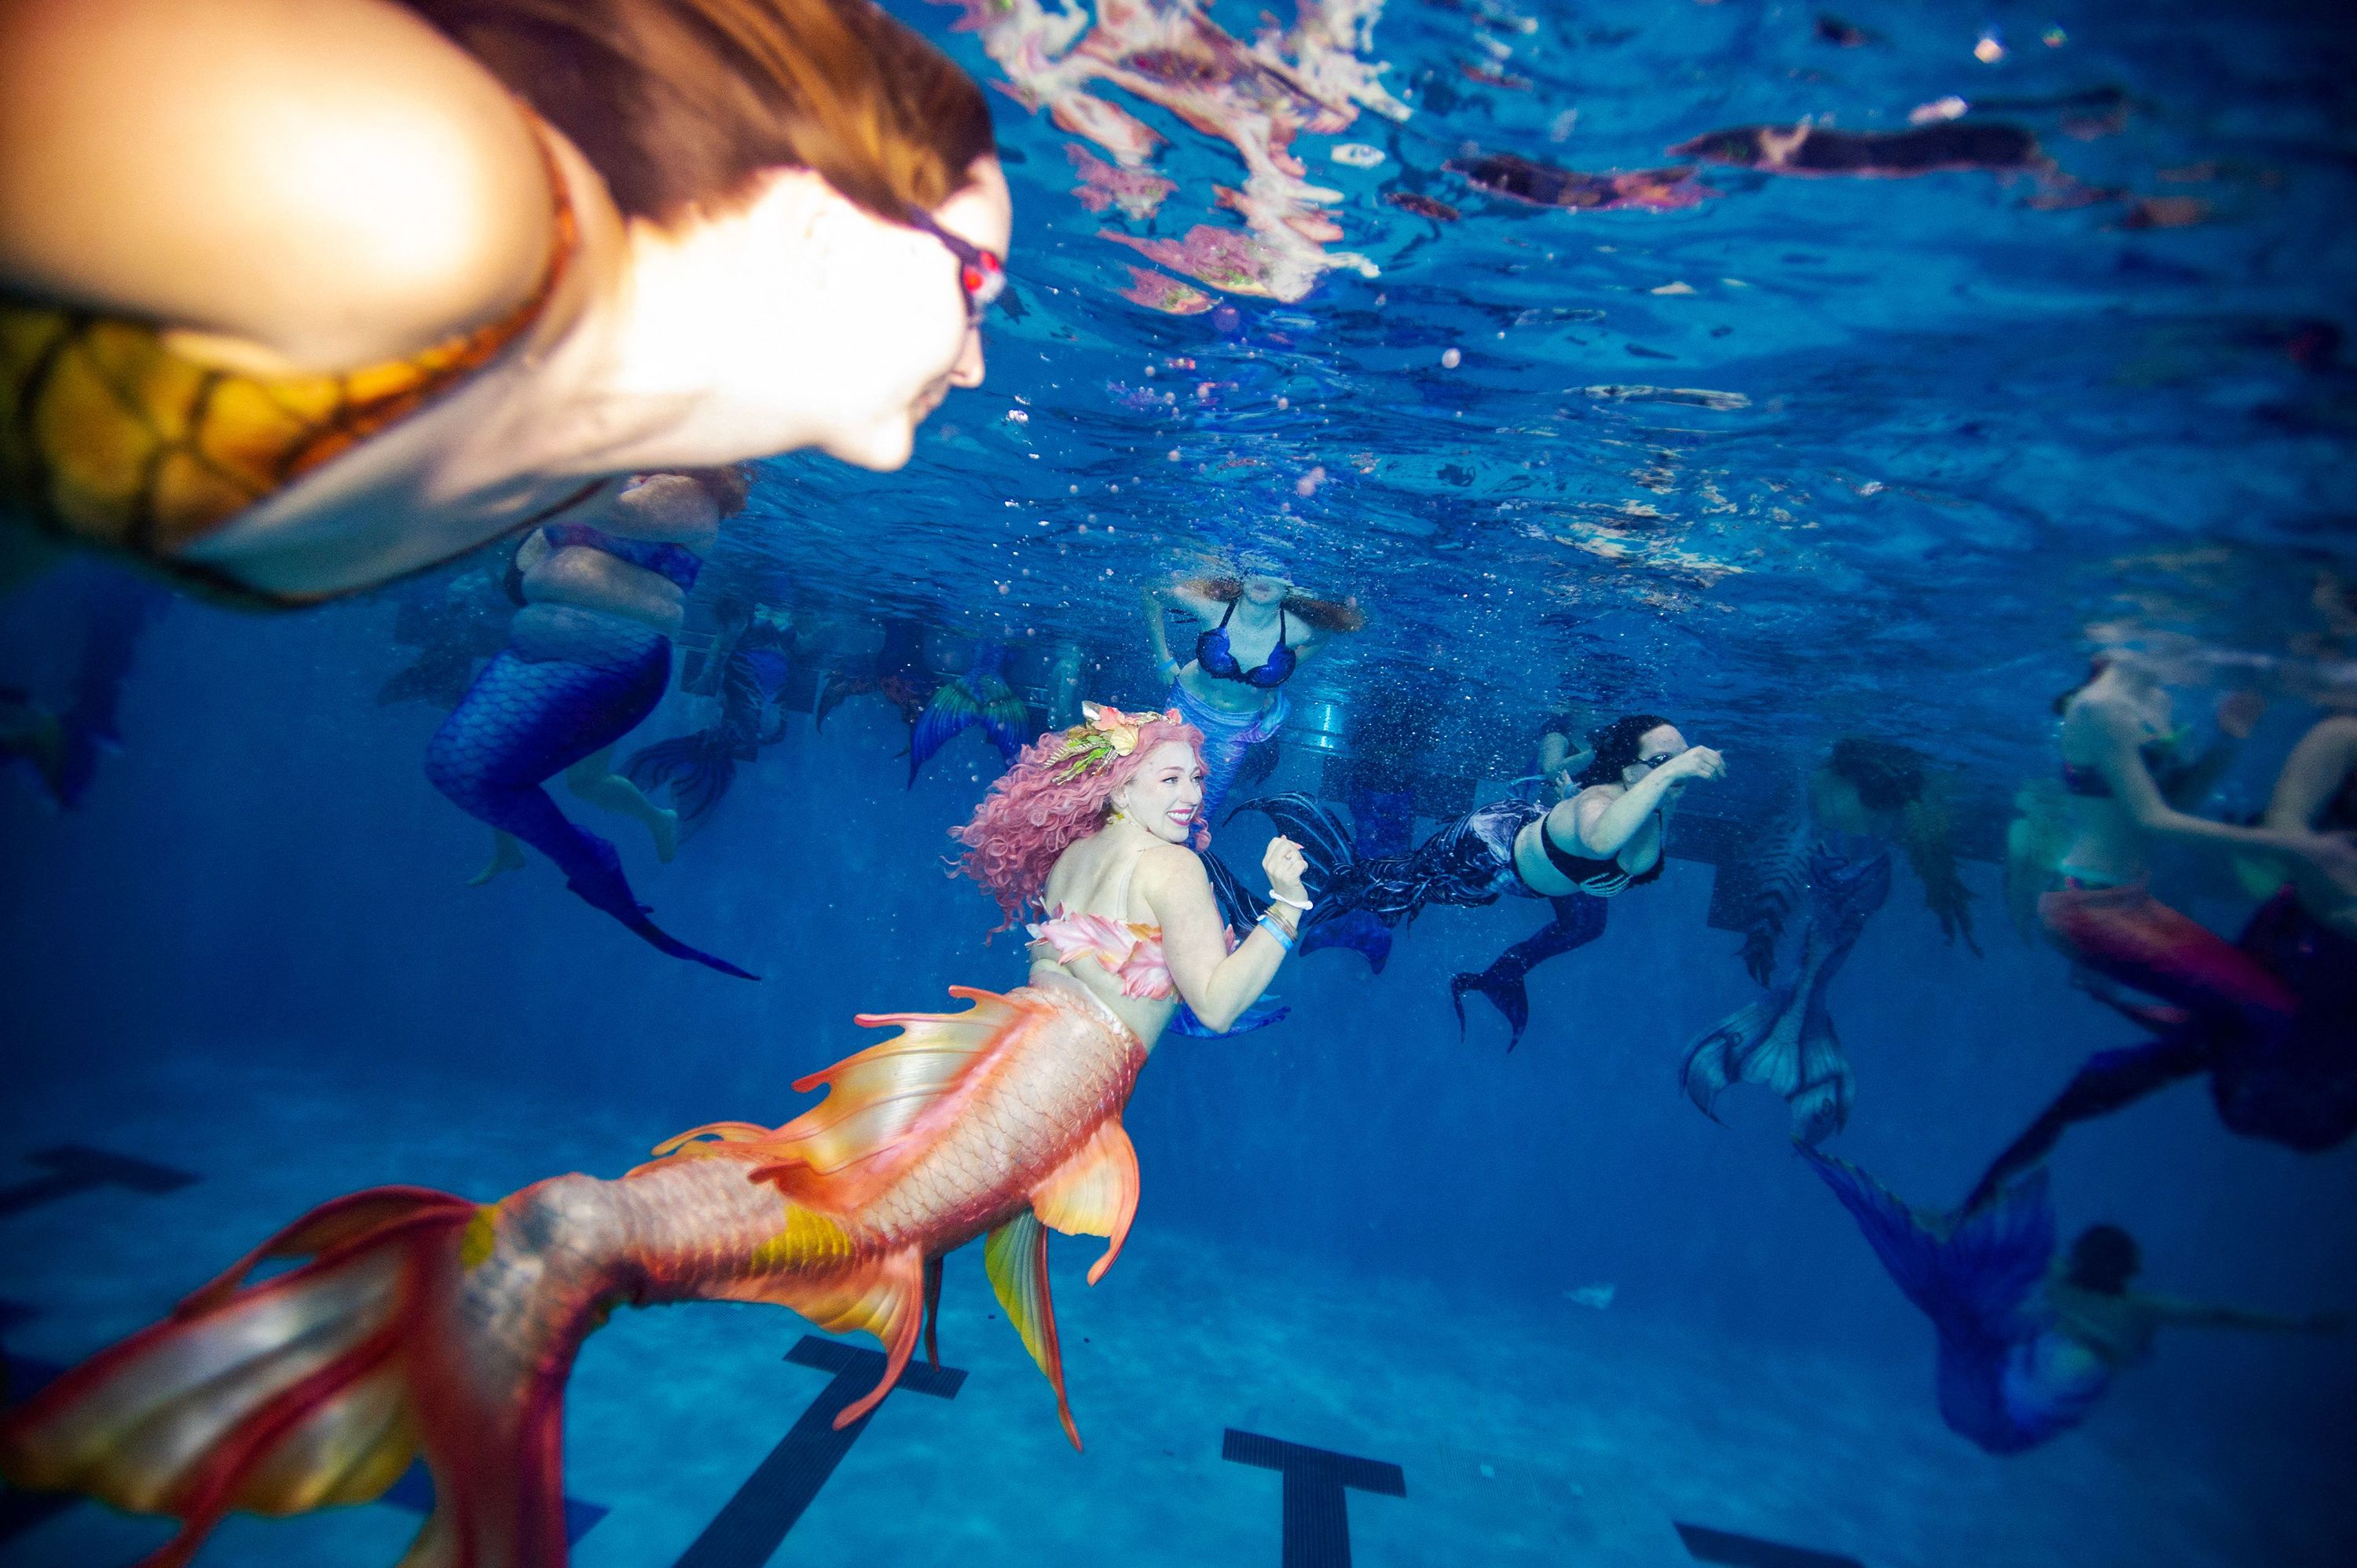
[2264,716,2357,832]
[1559,746,1725,859]
[1141,837,1304,1032]
[2134,1294,2348,1335]
[2069,702,2314,861]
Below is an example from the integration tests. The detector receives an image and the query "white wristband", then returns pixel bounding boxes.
[1268,889,1312,911]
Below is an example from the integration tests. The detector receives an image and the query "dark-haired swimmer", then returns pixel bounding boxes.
[427,470,753,976]
[1809,1149,2342,1455]
[1,0,1007,603]
[1142,562,1362,823]
[1246,715,1725,1048]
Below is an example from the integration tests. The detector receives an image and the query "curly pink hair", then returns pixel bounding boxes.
[951,711,1208,926]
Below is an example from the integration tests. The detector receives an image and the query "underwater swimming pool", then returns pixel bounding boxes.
[3,2,2354,1566]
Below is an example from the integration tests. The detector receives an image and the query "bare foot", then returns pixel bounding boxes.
[650,805,679,864]
[467,831,527,886]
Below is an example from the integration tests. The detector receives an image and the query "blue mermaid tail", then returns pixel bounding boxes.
[1804,1148,2106,1454]
[1681,839,1891,1144]
[427,605,754,979]
[908,643,1030,784]
[625,623,792,827]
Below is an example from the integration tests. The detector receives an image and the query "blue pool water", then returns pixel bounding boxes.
[4,2,2355,1566]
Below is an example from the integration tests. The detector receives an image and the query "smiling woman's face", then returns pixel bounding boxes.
[1115,741,1206,843]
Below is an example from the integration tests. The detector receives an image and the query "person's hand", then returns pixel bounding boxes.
[1662,746,1726,785]
[2293,830,2357,894]
[1263,835,1308,904]
[2215,689,2265,740]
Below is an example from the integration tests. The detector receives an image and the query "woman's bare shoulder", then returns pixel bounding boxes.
[0,0,554,371]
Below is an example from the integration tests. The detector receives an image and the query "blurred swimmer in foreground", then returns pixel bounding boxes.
[0,705,1309,1562]
[1967,673,2357,1208]
[428,469,753,976]
[1248,715,1725,1048]
[1141,562,1361,822]
[1684,739,1978,1145]
[1808,1148,2342,1455]
[0,0,1006,603]
[0,566,167,808]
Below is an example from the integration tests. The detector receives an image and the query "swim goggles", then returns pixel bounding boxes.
[907,210,1007,329]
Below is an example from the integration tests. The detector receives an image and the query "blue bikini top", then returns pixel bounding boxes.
[1195,599,1296,689]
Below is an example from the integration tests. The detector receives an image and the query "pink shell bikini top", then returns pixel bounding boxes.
[1026,909,1174,1001]
[1026,849,1175,1001]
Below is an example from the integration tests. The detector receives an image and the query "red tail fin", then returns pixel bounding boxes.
[0,1187,476,1568]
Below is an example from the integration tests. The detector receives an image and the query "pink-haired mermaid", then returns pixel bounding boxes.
[0,705,1308,1568]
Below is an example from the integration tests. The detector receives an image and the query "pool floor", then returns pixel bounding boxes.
[0,1057,2335,1568]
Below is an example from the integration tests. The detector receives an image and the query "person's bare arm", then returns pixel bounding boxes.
[0,0,552,372]
[2136,1294,2348,1335]
[1139,586,1181,677]
[1562,746,1725,859]
[1141,838,1303,1032]
[2074,702,2318,860]
[2264,717,2357,832]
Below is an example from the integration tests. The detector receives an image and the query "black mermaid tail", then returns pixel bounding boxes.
[1681,840,1891,1144]
[1965,891,2356,1209]
[625,624,791,827]
[1232,792,1397,972]
[428,606,755,979]
[1450,894,1608,1050]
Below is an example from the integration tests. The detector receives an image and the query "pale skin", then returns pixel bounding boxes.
[2047,1276,2344,1368]
[1140,574,1339,716]
[1512,723,1725,898]
[2058,661,2354,886]
[0,0,1008,598]
[2261,714,2357,935]
[1030,740,1308,1042]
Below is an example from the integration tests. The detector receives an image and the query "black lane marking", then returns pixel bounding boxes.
[1677,1521,1866,1568]
[382,1464,608,1545]
[669,1335,966,1568]
[0,1354,71,1547]
[1221,1429,1406,1568]
[0,1146,200,1219]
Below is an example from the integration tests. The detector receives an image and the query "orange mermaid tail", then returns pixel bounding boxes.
[0,984,1148,1567]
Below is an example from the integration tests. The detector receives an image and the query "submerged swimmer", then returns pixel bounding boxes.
[427,469,752,976]
[0,0,1006,603]
[1809,1149,2342,1455]
[1248,715,1726,1048]
[1687,739,1980,1141]
[0,566,167,808]
[625,600,797,830]
[1142,562,1361,823]
[0,705,1309,1563]
[1967,669,2357,1208]
[1671,120,2043,177]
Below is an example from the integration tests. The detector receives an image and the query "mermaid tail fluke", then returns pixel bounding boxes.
[0,1187,483,1568]
[908,645,1030,783]
[622,729,739,825]
[1804,1149,2087,1453]
[9,984,1153,1559]
[1682,843,1889,1142]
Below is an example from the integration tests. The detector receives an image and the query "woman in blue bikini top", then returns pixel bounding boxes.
[1139,563,1362,821]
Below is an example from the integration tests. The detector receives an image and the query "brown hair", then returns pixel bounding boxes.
[401,0,996,226]
[1187,575,1367,636]
[682,463,754,517]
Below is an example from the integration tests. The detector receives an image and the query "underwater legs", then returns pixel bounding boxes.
[1450,894,1608,1049]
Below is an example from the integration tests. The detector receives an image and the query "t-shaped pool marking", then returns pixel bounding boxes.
[1222,1428,1407,1568]
[0,1145,200,1219]
[1677,1520,1866,1568]
[670,1335,966,1568]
